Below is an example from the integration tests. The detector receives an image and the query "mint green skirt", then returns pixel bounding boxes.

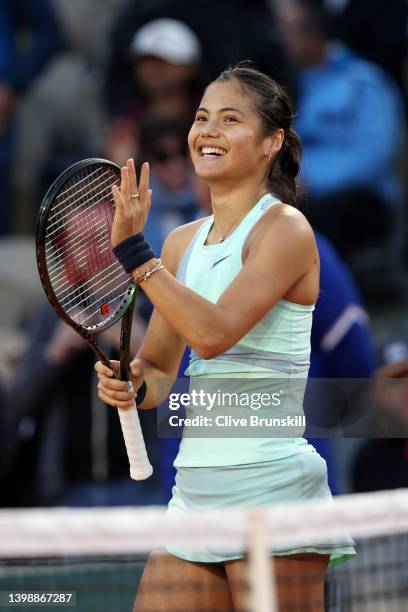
[166,449,356,567]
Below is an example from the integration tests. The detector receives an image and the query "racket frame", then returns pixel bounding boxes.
[36,158,137,369]
[35,158,152,480]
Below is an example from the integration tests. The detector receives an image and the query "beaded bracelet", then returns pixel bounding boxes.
[133,258,165,284]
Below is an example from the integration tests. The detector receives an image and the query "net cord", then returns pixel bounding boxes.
[1,489,407,559]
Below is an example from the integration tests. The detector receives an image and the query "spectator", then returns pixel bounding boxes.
[351,360,408,492]
[276,0,405,257]
[310,233,376,380]
[139,116,199,254]
[0,0,64,234]
[104,18,203,167]
[331,0,408,98]
[0,302,161,507]
[307,232,376,493]
[104,0,295,118]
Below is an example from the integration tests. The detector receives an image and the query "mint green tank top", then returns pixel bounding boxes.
[174,193,315,467]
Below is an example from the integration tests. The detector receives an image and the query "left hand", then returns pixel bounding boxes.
[111,158,152,247]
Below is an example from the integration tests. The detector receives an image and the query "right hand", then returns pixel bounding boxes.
[95,358,145,409]
[111,159,152,247]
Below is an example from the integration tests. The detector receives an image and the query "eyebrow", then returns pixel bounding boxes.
[196,106,244,115]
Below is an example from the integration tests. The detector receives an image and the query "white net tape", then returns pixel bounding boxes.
[1,488,407,558]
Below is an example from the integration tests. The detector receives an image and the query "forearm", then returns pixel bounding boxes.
[134,264,229,359]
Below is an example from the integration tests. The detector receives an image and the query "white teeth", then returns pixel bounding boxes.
[200,147,226,156]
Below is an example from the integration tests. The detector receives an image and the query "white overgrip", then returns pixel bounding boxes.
[117,400,153,480]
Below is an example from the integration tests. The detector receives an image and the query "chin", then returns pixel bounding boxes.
[194,162,228,181]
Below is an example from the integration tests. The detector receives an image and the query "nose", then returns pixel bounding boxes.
[199,117,220,138]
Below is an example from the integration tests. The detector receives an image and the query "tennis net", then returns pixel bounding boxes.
[0,489,407,611]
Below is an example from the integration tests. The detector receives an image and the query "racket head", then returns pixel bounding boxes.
[36,158,136,335]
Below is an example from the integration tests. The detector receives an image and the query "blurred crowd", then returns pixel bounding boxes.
[0,0,408,508]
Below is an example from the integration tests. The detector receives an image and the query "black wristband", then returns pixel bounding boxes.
[112,233,156,274]
[135,379,147,405]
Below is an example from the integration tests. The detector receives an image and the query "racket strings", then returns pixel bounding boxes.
[48,168,113,218]
[46,216,113,281]
[46,172,116,237]
[45,164,130,329]
[80,281,131,326]
[46,176,115,267]
[50,258,120,297]
[60,267,128,315]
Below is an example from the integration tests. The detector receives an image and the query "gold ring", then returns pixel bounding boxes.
[130,193,139,199]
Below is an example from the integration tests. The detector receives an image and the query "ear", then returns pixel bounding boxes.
[265,129,285,159]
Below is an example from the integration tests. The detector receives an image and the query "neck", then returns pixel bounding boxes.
[209,180,269,235]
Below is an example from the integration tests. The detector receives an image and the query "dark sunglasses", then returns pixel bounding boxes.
[152,148,188,163]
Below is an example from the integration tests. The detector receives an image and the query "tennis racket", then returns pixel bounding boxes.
[36,158,153,480]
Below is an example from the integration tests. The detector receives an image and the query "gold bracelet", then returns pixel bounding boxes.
[133,258,165,283]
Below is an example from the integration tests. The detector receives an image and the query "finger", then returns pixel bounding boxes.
[145,189,152,217]
[130,357,144,376]
[94,361,114,377]
[98,373,130,391]
[98,389,136,409]
[138,162,149,204]
[127,158,137,194]
[98,380,135,401]
[121,165,130,198]
[112,184,125,211]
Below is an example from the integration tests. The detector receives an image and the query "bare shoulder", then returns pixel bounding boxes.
[266,203,314,235]
[160,217,210,274]
[246,203,318,263]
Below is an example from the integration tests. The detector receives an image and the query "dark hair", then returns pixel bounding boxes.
[216,63,301,207]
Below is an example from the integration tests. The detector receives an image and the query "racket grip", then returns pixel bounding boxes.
[117,401,153,480]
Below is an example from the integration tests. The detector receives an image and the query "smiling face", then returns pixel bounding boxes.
[188,80,274,187]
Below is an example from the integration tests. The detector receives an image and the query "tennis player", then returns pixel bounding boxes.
[96,65,355,611]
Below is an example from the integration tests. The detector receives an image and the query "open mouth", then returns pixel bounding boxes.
[198,146,227,158]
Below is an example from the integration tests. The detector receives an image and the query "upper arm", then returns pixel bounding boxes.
[216,208,317,348]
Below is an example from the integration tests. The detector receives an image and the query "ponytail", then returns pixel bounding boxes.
[216,63,302,207]
[268,128,302,207]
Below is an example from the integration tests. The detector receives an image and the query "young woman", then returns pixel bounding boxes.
[96,65,355,611]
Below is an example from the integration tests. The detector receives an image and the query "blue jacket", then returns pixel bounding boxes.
[296,43,404,205]
[308,233,376,493]
[0,0,63,91]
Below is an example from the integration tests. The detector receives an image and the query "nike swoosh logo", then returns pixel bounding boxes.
[211,254,232,268]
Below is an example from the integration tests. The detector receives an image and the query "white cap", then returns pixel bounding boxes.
[130,18,201,65]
